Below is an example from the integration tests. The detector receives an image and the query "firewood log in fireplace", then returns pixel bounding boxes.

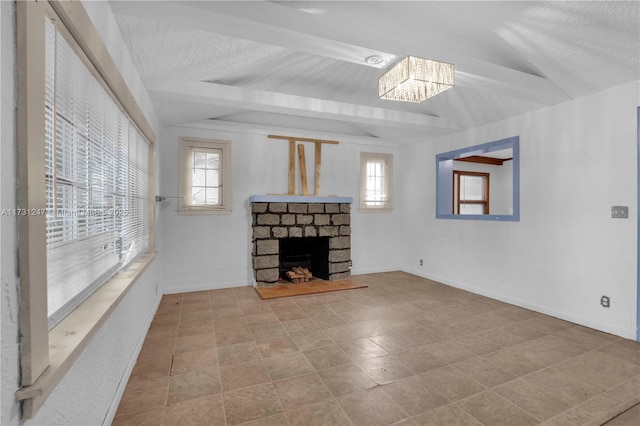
[286,267,313,283]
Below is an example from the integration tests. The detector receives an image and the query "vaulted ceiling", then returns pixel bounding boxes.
[109,1,640,145]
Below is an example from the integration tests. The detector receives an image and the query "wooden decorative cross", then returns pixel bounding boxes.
[268,134,339,196]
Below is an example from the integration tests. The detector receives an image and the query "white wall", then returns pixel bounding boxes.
[1,1,162,424]
[401,80,639,339]
[157,125,403,293]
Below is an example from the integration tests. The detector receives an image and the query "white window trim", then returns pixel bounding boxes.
[15,1,156,418]
[359,152,393,212]
[178,137,232,215]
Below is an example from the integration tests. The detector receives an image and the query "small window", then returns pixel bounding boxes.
[360,152,393,211]
[179,138,231,214]
[454,171,489,214]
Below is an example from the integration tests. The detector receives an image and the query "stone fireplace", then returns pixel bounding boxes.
[250,195,352,287]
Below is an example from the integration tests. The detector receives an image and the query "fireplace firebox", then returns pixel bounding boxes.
[279,237,329,281]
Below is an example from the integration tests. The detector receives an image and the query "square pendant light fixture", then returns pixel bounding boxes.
[379,56,455,103]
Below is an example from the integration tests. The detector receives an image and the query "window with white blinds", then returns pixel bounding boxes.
[360,152,393,210]
[44,19,150,328]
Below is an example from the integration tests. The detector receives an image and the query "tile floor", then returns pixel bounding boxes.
[113,272,640,426]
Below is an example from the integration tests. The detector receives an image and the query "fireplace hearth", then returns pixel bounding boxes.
[250,195,352,287]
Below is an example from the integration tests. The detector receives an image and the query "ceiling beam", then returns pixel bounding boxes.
[111,1,571,105]
[148,82,459,132]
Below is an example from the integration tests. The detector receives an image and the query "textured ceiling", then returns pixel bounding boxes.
[110,1,640,145]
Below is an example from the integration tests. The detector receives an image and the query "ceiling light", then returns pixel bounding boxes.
[379,56,455,103]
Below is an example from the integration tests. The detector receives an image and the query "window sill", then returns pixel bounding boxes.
[178,208,232,215]
[15,252,157,418]
[358,208,393,213]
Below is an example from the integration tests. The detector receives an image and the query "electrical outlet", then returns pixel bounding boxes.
[419,259,423,266]
[600,295,610,308]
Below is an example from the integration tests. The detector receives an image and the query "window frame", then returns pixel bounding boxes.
[359,152,393,212]
[453,170,490,214]
[178,137,232,215]
[16,1,156,418]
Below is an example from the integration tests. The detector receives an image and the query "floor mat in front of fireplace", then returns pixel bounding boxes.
[254,278,367,299]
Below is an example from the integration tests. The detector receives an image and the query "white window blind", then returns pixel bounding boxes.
[45,19,150,328]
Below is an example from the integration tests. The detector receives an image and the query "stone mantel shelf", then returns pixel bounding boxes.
[249,195,353,204]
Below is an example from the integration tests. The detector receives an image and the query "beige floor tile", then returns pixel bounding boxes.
[263,351,315,381]
[182,310,214,323]
[289,329,334,351]
[482,346,545,376]
[532,334,592,357]
[524,368,600,405]
[369,333,418,354]
[310,312,348,329]
[282,318,320,334]
[555,326,619,349]
[605,376,640,403]
[116,376,169,416]
[161,394,225,426]
[223,383,283,426]
[213,316,248,331]
[273,307,308,321]
[358,354,413,384]
[240,413,289,426]
[411,405,483,426]
[245,311,280,326]
[553,351,640,391]
[339,338,389,362]
[455,391,539,426]
[220,360,271,391]
[393,347,446,374]
[541,406,595,426]
[285,399,352,426]
[138,335,176,360]
[400,327,447,346]
[318,363,377,397]
[129,354,173,381]
[304,345,352,370]
[452,358,517,388]
[116,273,640,426]
[273,372,333,411]
[112,407,164,426]
[257,336,299,358]
[215,326,254,347]
[181,301,212,313]
[604,403,640,425]
[382,374,449,416]
[338,386,407,426]
[250,322,288,341]
[171,348,218,375]
[217,341,261,366]
[597,339,640,366]
[420,366,485,402]
[167,368,221,405]
[175,331,216,353]
[451,334,501,356]
[494,377,571,420]
[177,319,215,338]
[211,306,243,320]
[421,340,477,365]
[267,299,299,311]
[579,393,626,418]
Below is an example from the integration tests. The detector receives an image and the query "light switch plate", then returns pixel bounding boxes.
[611,206,629,219]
